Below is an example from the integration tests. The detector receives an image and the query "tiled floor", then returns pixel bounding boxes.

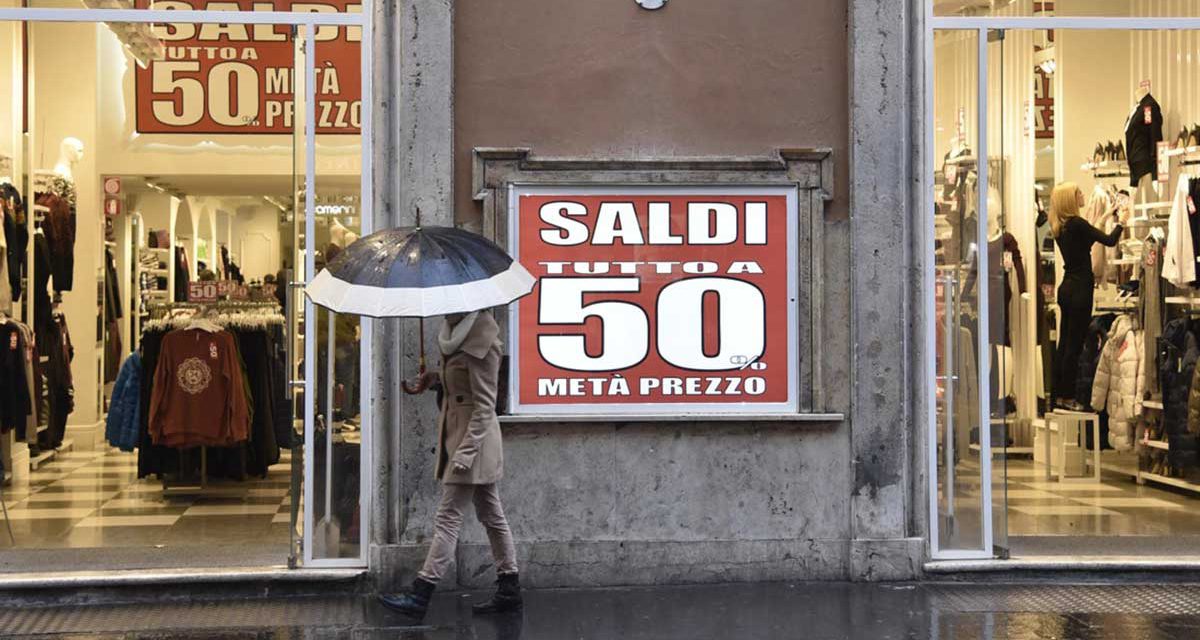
[0,448,293,550]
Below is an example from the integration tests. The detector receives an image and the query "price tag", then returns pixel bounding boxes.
[187,281,221,303]
[1145,105,1153,125]
[1003,251,1014,271]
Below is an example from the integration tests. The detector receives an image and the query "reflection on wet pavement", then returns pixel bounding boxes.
[8,582,1200,639]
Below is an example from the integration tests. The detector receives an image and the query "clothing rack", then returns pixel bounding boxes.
[142,304,284,496]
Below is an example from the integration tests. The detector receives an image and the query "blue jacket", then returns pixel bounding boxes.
[105,353,141,452]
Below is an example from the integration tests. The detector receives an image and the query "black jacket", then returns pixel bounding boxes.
[1125,93,1164,187]
[1077,313,1118,407]
[1159,318,1199,468]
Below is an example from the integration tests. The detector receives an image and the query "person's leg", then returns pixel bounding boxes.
[471,483,522,613]
[419,483,475,582]
[1057,281,1093,404]
[379,483,473,617]
[472,483,518,574]
[1052,282,1078,402]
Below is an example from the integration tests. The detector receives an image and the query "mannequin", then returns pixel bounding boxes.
[329,218,358,248]
[52,137,83,182]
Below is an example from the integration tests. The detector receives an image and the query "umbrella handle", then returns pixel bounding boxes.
[401,318,430,395]
[401,359,429,395]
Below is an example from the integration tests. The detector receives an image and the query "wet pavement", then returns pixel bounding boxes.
[6,581,1200,639]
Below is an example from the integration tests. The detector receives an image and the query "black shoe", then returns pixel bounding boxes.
[1105,141,1117,162]
[1115,140,1126,161]
[1093,143,1105,164]
[378,577,437,618]
[473,572,523,614]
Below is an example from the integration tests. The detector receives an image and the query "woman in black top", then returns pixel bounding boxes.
[1050,182,1123,409]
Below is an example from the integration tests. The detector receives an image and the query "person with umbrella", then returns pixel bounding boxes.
[379,307,522,618]
[306,227,534,619]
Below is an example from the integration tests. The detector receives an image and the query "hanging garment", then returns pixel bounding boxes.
[174,247,190,302]
[1159,318,1199,468]
[1140,229,1166,398]
[1083,187,1115,284]
[1163,177,1199,287]
[105,353,142,452]
[0,321,31,433]
[31,233,53,332]
[149,327,251,448]
[0,182,24,304]
[39,314,74,449]
[35,191,75,293]
[16,322,37,443]
[1125,92,1164,187]
[962,232,1027,346]
[1090,315,1144,451]
[1076,313,1118,407]
[103,249,123,383]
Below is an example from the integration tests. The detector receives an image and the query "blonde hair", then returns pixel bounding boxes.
[1049,182,1081,238]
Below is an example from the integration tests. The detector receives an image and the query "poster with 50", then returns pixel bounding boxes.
[509,186,799,415]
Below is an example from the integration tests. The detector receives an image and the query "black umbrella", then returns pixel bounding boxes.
[305,225,535,391]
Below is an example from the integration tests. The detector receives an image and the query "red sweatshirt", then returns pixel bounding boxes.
[149,328,250,448]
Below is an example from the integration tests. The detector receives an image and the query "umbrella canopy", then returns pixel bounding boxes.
[305,226,535,318]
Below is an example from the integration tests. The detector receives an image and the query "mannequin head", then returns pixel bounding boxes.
[53,137,84,180]
[987,186,1003,239]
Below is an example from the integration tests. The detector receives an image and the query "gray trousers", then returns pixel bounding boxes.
[418,483,518,583]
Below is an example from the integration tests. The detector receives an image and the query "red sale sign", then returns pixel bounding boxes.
[134,0,362,134]
[510,186,799,415]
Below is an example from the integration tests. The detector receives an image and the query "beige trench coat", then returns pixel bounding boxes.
[435,313,504,485]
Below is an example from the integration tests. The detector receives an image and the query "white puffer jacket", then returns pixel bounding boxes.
[1090,315,1144,451]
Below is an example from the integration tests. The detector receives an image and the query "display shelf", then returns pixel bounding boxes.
[28,438,74,471]
[1134,201,1172,211]
[1099,456,1139,479]
[968,444,1034,456]
[147,247,170,253]
[146,268,168,275]
[1143,400,1164,410]
[1140,471,1200,495]
[1144,439,1170,451]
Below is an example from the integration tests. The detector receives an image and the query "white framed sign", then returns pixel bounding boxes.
[508,185,800,416]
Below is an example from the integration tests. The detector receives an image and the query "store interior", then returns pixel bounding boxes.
[0,15,364,570]
[935,0,1200,556]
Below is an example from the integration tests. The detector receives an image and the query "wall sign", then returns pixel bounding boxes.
[134,0,362,134]
[509,186,799,416]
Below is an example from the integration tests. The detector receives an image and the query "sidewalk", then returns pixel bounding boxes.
[5,581,1200,639]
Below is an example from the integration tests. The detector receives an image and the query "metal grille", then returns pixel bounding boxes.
[0,597,366,635]
[928,584,1200,615]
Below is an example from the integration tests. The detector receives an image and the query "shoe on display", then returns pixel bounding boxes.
[1115,140,1126,161]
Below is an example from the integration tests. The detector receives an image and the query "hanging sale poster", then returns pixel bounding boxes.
[510,186,799,416]
[134,0,362,134]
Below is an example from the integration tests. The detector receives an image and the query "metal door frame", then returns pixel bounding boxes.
[0,4,374,570]
[924,9,1200,560]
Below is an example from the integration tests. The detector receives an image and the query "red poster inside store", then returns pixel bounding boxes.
[134,0,361,134]
[513,189,797,413]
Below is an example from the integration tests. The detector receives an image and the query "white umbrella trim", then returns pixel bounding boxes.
[304,260,537,318]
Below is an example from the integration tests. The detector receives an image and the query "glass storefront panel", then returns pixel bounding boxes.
[933,19,1200,557]
[0,11,363,571]
[935,0,1200,18]
[933,29,989,554]
[305,30,363,562]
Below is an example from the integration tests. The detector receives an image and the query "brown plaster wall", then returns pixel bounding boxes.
[454,0,850,222]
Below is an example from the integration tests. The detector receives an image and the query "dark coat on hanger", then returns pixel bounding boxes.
[1125,92,1164,187]
[1077,313,1118,408]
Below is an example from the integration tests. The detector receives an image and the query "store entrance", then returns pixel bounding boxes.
[934,19,1200,559]
[0,12,368,572]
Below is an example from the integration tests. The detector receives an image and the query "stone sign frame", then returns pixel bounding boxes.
[472,147,835,417]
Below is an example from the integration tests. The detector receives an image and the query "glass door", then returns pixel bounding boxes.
[931,28,992,557]
[298,23,369,567]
